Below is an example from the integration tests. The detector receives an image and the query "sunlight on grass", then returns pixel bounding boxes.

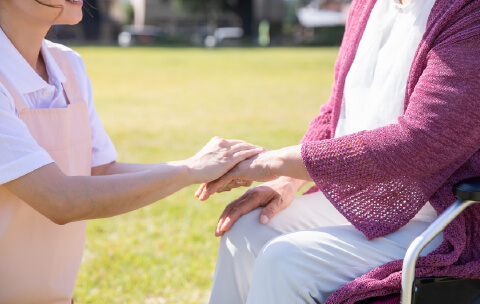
[72,47,337,303]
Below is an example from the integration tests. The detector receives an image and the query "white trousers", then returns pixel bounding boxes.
[209,191,443,304]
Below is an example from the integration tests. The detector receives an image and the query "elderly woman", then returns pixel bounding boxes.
[198,0,480,303]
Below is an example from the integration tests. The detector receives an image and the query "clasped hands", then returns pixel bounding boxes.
[192,137,311,237]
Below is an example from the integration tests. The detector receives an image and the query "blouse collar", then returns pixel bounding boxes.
[0,27,66,95]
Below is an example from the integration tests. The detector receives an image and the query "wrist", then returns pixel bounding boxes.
[166,160,195,185]
[272,145,305,179]
[277,176,310,192]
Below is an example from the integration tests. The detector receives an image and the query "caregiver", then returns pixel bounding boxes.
[0,0,263,303]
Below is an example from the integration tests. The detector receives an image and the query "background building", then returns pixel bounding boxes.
[50,0,350,46]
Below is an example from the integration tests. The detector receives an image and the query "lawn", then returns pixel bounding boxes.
[72,47,338,304]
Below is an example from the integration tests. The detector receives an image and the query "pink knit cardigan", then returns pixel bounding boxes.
[300,0,480,303]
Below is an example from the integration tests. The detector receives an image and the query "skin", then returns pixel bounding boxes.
[196,145,313,236]
[0,0,82,81]
[0,0,264,225]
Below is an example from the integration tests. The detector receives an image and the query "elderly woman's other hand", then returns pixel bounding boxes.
[212,177,310,236]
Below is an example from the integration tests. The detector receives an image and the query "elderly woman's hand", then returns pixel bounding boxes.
[196,145,311,201]
[185,137,265,184]
[212,177,310,237]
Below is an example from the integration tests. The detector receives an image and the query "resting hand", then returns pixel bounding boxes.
[213,177,309,236]
[185,136,265,184]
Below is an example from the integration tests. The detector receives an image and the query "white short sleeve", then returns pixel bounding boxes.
[0,90,53,185]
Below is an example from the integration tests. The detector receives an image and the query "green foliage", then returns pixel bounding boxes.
[71,47,338,304]
[122,2,135,26]
[173,0,223,14]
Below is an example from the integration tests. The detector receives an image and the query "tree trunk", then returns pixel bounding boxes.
[238,0,254,37]
[81,0,101,41]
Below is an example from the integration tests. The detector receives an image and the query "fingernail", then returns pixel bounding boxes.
[260,215,269,224]
[220,218,230,231]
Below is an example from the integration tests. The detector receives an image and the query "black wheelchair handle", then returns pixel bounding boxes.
[454,176,480,201]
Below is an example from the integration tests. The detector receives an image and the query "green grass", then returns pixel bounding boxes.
[72,47,338,304]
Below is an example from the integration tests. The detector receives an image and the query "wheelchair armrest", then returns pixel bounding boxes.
[401,177,480,304]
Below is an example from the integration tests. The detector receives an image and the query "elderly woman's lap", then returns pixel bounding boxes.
[209,192,441,304]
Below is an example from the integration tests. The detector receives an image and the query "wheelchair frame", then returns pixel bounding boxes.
[401,177,480,304]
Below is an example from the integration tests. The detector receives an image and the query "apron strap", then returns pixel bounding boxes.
[46,45,85,105]
[0,72,29,113]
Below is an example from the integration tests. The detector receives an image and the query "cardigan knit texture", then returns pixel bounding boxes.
[300,0,480,303]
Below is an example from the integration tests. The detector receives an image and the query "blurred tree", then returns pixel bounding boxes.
[174,0,254,37]
[81,0,100,41]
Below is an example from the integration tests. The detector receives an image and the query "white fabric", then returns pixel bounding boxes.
[0,28,117,184]
[334,0,436,138]
[209,192,441,304]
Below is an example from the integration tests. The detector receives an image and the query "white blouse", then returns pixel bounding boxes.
[0,28,117,184]
[335,0,436,138]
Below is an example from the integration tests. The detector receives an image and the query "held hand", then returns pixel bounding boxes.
[197,150,281,201]
[195,179,253,199]
[186,136,265,184]
[196,145,310,201]
[213,177,305,237]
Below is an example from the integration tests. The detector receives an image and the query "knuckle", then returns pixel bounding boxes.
[262,206,277,218]
[245,188,258,198]
[223,203,234,214]
[230,205,242,213]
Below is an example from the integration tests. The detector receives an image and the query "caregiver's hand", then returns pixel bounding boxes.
[185,136,266,184]
[3,137,263,225]
[213,177,310,237]
[197,145,311,201]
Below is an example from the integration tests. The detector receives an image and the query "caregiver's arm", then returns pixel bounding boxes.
[4,137,264,225]
[91,162,155,176]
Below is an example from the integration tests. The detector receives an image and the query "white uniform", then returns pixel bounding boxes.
[0,28,117,185]
[209,0,439,303]
[0,29,117,303]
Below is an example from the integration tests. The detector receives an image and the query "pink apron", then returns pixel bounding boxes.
[0,42,92,304]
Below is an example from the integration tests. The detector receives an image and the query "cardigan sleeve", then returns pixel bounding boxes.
[301,32,480,240]
[300,97,334,143]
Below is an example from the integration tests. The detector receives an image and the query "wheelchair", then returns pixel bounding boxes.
[398,177,480,304]
[355,177,480,303]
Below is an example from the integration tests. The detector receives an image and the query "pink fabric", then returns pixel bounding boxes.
[300,0,480,303]
[0,43,91,303]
